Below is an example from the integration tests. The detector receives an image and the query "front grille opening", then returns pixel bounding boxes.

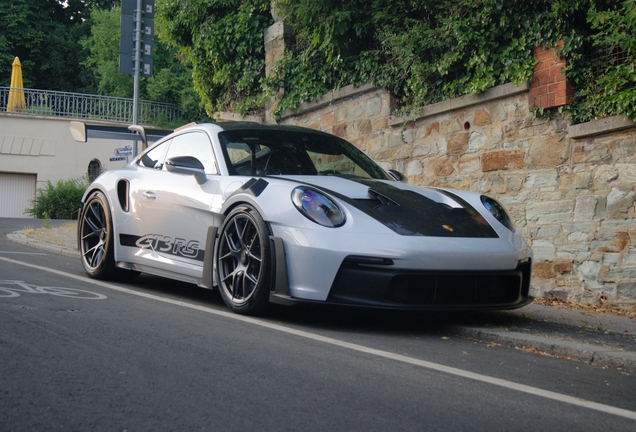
[386,273,521,305]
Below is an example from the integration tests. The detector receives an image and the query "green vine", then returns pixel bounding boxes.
[157,0,635,124]
[568,0,636,123]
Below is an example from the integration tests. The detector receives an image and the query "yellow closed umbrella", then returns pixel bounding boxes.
[7,57,26,113]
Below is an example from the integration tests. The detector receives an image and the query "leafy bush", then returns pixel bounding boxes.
[269,0,591,118]
[157,0,634,123]
[568,0,636,123]
[26,178,88,220]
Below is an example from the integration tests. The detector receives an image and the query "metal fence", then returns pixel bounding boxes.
[0,87,184,124]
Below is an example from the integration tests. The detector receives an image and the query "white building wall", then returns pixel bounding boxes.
[0,113,138,217]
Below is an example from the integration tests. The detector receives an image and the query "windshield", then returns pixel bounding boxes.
[218,129,390,180]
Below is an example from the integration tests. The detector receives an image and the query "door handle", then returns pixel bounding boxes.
[143,191,156,200]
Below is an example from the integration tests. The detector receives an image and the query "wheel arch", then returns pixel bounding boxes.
[201,197,267,290]
[205,197,295,308]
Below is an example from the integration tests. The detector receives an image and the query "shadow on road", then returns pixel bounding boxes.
[123,273,531,338]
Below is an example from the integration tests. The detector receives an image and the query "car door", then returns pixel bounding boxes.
[115,137,170,264]
[125,131,222,280]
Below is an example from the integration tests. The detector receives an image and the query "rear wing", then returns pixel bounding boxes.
[69,121,173,151]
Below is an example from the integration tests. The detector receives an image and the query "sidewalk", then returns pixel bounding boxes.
[7,224,636,373]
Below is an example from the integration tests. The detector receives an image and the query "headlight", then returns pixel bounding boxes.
[480,196,515,231]
[291,187,346,227]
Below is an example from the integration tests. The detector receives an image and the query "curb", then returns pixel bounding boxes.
[7,230,80,258]
[450,326,636,373]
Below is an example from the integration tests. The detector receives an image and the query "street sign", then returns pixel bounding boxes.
[122,0,155,17]
[115,147,133,156]
[119,0,154,77]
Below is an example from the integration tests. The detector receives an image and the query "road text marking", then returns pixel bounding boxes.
[0,280,107,299]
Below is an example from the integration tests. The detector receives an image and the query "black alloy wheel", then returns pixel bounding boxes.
[78,191,137,281]
[216,204,271,314]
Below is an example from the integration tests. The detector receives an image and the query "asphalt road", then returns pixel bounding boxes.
[1,218,635,431]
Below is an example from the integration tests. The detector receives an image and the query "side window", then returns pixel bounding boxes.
[138,139,171,169]
[164,132,217,175]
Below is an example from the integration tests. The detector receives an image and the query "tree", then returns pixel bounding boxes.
[156,0,272,116]
[1,0,77,90]
[81,5,204,121]
[80,7,134,97]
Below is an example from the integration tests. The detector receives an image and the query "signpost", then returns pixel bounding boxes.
[119,0,155,157]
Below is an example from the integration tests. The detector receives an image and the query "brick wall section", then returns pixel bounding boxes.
[529,41,574,110]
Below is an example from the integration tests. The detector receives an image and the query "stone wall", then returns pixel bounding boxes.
[274,83,636,305]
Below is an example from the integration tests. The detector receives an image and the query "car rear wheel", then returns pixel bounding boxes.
[79,191,138,281]
[216,204,271,315]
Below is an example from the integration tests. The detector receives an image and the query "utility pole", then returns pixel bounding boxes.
[132,0,142,156]
[119,0,155,157]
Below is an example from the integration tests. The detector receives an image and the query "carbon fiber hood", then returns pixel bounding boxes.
[280,176,498,238]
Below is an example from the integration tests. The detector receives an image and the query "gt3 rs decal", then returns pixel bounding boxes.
[119,234,205,261]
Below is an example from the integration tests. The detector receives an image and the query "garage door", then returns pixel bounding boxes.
[0,173,36,218]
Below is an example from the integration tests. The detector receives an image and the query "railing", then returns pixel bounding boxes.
[0,87,184,124]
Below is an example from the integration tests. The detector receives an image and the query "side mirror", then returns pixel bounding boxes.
[165,156,207,185]
[388,169,407,183]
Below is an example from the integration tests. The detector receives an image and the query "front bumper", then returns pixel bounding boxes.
[323,258,533,311]
[269,245,533,311]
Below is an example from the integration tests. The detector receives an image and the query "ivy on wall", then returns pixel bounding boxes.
[568,0,636,123]
[157,0,635,123]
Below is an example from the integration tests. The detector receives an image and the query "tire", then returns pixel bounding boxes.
[215,204,272,315]
[78,191,138,281]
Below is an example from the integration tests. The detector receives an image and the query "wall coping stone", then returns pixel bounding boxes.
[388,82,530,127]
[280,84,380,119]
[568,115,636,139]
[214,111,264,124]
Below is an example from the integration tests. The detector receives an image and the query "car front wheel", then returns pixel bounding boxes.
[215,204,271,315]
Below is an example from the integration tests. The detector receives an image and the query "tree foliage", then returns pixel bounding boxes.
[268,0,596,118]
[80,5,204,121]
[0,0,91,91]
[80,7,133,98]
[2,0,633,124]
[0,0,204,123]
[156,0,272,116]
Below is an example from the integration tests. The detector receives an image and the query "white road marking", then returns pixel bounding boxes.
[0,251,47,255]
[2,255,636,421]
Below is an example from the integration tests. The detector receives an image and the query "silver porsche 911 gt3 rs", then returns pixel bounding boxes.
[78,122,533,315]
